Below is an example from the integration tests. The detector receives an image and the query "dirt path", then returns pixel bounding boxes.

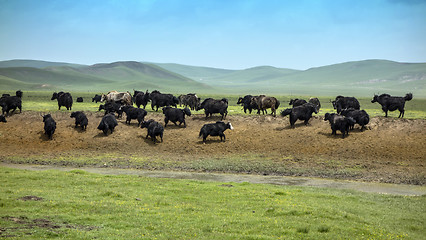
[2,163,425,196]
[0,111,425,184]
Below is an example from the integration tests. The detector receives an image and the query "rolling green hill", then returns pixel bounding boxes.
[153,63,237,80]
[0,59,85,69]
[1,59,425,97]
[153,60,426,97]
[266,60,426,96]
[0,61,213,93]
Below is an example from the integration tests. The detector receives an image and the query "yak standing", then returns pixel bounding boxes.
[371,93,412,118]
[197,98,229,120]
[199,121,233,143]
[42,114,56,140]
[70,111,88,130]
[332,96,360,114]
[163,106,191,127]
[251,95,280,117]
[51,92,73,110]
[324,113,356,139]
[281,103,318,128]
[141,119,164,143]
[97,114,118,136]
[237,95,259,114]
[0,90,22,116]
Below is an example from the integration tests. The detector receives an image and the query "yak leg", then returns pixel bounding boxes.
[399,108,404,118]
[290,116,296,128]
[219,133,226,142]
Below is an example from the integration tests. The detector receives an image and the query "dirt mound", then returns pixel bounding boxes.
[0,111,425,184]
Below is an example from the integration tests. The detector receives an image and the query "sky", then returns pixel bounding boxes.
[0,0,425,70]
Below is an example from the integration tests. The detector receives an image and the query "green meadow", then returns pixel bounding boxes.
[5,91,426,119]
[1,167,425,239]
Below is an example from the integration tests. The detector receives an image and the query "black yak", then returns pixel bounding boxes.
[70,111,88,130]
[120,105,147,126]
[97,114,118,136]
[324,113,356,139]
[51,92,73,110]
[340,108,370,131]
[92,94,102,103]
[199,121,233,143]
[371,93,413,118]
[281,103,318,128]
[237,95,259,114]
[42,114,56,140]
[289,98,307,107]
[140,119,164,143]
[134,91,150,109]
[162,106,191,127]
[197,98,229,120]
[149,90,179,111]
[332,96,360,114]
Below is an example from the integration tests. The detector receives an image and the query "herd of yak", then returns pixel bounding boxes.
[0,89,413,142]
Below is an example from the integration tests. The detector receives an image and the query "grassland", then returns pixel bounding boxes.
[5,91,426,119]
[1,166,425,239]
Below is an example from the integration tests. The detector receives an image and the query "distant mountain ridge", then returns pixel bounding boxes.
[0,60,212,92]
[0,59,425,97]
[0,59,85,69]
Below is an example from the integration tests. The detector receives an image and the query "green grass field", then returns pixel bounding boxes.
[2,91,425,239]
[1,166,425,239]
[4,91,426,119]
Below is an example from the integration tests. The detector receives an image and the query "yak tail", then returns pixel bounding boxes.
[275,99,280,109]
[404,93,413,101]
[281,108,292,117]
[183,107,191,116]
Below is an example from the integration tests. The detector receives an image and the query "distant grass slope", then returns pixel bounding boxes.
[154,60,426,97]
[1,59,425,97]
[267,60,426,96]
[0,61,214,93]
[153,63,237,80]
[0,59,85,68]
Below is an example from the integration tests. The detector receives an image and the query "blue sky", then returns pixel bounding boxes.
[0,0,425,70]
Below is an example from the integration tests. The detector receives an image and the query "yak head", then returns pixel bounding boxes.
[51,92,58,100]
[371,94,379,103]
[42,114,52,122]
[237,97,243,105]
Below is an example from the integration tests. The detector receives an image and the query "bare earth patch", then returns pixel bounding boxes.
[0,111,425,184]
[17,195,44,201]
[1,216,97,237]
